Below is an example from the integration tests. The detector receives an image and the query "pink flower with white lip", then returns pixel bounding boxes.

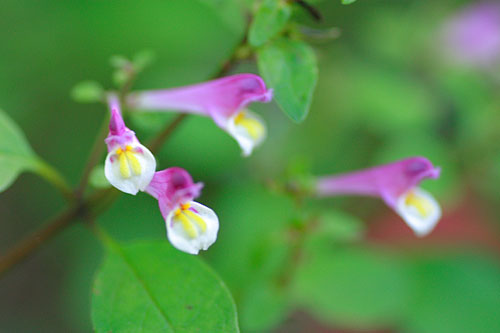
[315,157,442,236]
[127,73,273,156]
[145,167,219,255]
[104,95,156,195]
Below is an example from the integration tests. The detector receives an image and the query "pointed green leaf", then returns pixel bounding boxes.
[71,81,104,103]
[0,110,38,192]
[92,241,239,332]
[257,38,318,122]
[342,0,357,4]
[249,0,292,47]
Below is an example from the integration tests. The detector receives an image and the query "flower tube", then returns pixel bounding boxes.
[127,73,273,156]
[315,157,442,236]
[145,167,219,254]
[104,95,156,195]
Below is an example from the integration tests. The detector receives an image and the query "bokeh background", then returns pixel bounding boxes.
[1,0,500,332]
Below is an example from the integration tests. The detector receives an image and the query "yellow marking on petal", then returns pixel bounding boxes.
[176,213,198,238]
[234,112,265,140]
[118,152,131,178]
[125,151,142,175]
[405,191,433,217]
[180,203,191,210]
[116,148,123,155]
[184,209,207,232]
[125,145,133,151]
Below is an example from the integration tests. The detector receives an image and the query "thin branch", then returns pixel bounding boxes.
[0,25,251,278]
[147,114,189,155]
[0,206,81,275]
[74,118,109,199]
[294,0,323,21]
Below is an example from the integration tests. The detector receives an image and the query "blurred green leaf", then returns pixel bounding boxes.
[89,164,110,189]
[196,0,245,34]
[342,0,357,4]
[92,241,239,332]
[0,109,38,192]
[314,210,365,242]
[404,254,500,333]
[70,81,104,103]
[257,38,318,122]
[338,62,436,133]
[249,0,291,47]
[113,69,129,87]
[292,244,413,328]
[239,282,290,332]
[109,55,130,68]
[133,49,156,71]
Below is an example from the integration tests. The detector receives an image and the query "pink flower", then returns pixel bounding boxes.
[315,157,442,236]
[146,167,219,254]
[127,74,273,156]
[104,94,156,195]
[441,2,500,67]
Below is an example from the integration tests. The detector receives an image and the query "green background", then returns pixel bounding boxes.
[1,0,500,332]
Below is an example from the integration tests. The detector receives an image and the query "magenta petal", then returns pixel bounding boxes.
[315,157,441,207]
[145,167,204,217]
[442,2,500,66]
[127,73,273,124]
[104,94,137,152]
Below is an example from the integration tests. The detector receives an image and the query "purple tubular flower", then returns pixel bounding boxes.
[145,167,219,255]
[441,2,500,67]
[315,157,442,236]
[127,74,273,156]
[104,94,156,195]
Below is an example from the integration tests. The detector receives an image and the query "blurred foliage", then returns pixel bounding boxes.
[1,0,500,332]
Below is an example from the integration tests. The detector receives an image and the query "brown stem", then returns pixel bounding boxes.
[74,119,109,199]
[0,26,251,278]
[147,114,189,154]
[0,206,81,275]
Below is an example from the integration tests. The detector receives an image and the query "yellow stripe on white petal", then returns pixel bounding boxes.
[395,187,441,237]
[166,201,219,255]
[226,110,266,157]
[104,143,156,195]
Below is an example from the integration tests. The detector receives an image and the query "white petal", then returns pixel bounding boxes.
[104,143,156,195]
[165,201,219,255]
[395,187,442,236]
[225,110,266,157]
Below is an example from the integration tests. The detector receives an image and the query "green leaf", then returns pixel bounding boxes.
[70,81,104,103]
[239,282,290,332]
[92,241,239,332]
[133,49,156,71]
[314,210,365,242]
[89,164,110,189]
[257,38,318,122]
[404,254,500,333]
[0,109,38,192]
[342,0,357,4]
[292,244,413,328]
[249,0,292,47]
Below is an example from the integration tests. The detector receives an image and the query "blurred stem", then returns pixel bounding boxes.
[0,205,81,276]
[0,31,250,277]
[75,117,109,199]
[34,159,73,201]
[147,114,188,154]
[1,9,256,276]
